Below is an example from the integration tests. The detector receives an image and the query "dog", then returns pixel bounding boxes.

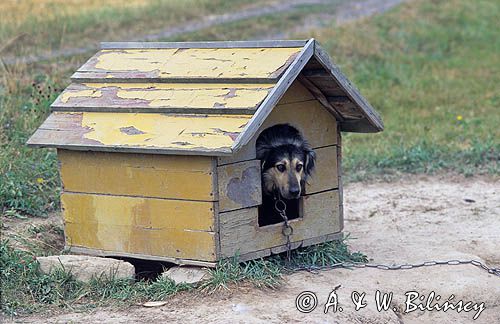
[256,124,316,226]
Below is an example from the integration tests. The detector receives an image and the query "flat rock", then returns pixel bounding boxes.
[37,255,135,283]
[162,266,211,285]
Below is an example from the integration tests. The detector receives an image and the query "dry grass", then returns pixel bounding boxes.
[0,0,151,27]
[0,0,267,58]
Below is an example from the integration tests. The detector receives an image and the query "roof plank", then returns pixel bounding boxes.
[27,112,251,155]
[51,82,274,115]
[73,47,302,82]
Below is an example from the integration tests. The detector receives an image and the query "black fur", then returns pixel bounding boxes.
[256,124,316,226]
[256,124,316,177]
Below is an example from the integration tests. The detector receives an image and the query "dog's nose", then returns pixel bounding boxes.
[289,187,300,198]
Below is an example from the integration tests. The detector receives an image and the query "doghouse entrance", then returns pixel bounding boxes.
[256,124,307,227]
[258,197,303,227]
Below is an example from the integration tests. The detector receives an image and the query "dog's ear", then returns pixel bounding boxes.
[256,144,272,170]
[304,148,316,176]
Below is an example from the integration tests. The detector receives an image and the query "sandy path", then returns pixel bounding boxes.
[10,174,500,323]
[2,0,409,65]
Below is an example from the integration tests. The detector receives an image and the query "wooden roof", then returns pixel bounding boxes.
[28,39,383,156]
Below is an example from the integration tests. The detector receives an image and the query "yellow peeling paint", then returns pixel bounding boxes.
[59,150,216,201]
[57,83,274,109]
[116,88,269,108]
[60,89,102,103]
[80,112,250,150]
[94,48,300,78]
[63,193,216,260]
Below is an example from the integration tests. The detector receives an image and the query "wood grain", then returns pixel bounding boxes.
[298,75,344,121]
[306,145,339,194]
[52,82,274,115]
[101,40,308,49]
[74,47,302,82]
[62,192,217,261]
[313,44,384,132]
[231,39,315,152]
[217,160,262,212]
[68,246,217,267]
[27,112,250,155]
[327,96,364,119]
[59,150,217,201]
[218,189,341,258]
[337,128,344,232]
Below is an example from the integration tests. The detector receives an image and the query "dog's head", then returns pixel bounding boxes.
[256,124,316,200]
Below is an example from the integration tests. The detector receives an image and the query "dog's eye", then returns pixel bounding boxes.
[296,164,303,172]
[276,164,286,172]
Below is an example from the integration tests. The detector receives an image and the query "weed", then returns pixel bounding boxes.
[0,240,82,315]
[0,239,192,316]
[0,235,364,316]
[1,0,498,317]
[287,235,368,269]
[1,75,61,216]
[201,236,366,293]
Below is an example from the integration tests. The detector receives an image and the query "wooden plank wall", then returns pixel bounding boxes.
[219,190,341,260]
[59,150,218,263]
[216,80,343,261]
[217,160,262,213]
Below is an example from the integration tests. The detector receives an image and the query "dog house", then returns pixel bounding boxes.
[27,39,383,267]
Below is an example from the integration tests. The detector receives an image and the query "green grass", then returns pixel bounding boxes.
[1,72,63,216]
[0,239,193,316]
[201,235,367,293]
[302,0,500,180]
[0,236,365,316]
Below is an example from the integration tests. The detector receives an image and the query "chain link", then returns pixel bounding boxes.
[271,194,499,278]
[274,197,293,262]
[291,259,500,277]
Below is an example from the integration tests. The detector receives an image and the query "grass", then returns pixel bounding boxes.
[201,236,367,292]
[0,236,365,316]
[300,0,500,180]
[1,71,63,216]
[0,0,269,58]
[0,238,193,316]
[168,2,343,41]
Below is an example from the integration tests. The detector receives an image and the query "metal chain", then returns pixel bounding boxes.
[274,197,293,262]
[291,259,500,277]
[271,195,499,278]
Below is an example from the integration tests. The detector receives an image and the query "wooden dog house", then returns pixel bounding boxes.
[27,39,383,267]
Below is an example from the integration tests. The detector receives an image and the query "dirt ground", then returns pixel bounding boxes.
[6,173,499,323]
